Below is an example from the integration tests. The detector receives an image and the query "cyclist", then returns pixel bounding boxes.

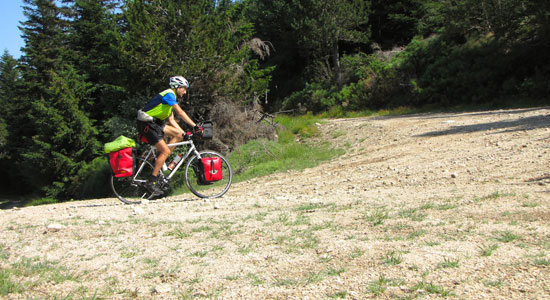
[137,76,201,195]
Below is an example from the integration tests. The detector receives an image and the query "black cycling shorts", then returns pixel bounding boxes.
[137,120,165,145]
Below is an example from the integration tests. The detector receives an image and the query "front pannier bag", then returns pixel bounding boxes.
[201,157,222,182]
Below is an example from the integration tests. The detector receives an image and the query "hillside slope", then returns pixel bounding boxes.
[1,107,549,299]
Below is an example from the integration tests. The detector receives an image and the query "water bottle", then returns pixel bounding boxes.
[168,153,183,170]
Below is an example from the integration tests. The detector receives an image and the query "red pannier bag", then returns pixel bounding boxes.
[201,157,222,182]
[109,147,134,178]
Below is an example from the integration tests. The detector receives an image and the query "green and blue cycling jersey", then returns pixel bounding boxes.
[142,89,177,121]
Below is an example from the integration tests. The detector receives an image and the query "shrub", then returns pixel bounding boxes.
[74,157,113,200]
[282,51,418,113]
[206,100,277,154]
[281,32,550,115]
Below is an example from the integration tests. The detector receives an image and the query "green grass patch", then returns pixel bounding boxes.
[534,258,550,266]
[399,208,427,222]
[408,229,426,240]
[317,106,418,119]
[274,113,322,139]
[0,269,21,296]
[483,279,504,287]
[165,226,191,239]
[247,273,264,286]
[225,114,344,183]
[327,290,348,299]
[365,207,389,226]
[438,258,460,269]
[382,250,403,265]
[412,281,453,297]
[367,275,403,296]
[480,244,499,257]
[522,201,539,208]
[294,202,335,212]
[0,244,10,261]
[475,191,516,202]
[1,257,81,296]
[350,247,364,259]
[495,230,520,243]
[24,198,58,207]
[305,271,325,284]
[367,276,388,296]
[228,139,343,182]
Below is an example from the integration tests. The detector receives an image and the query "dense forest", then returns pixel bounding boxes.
[0,0,548,201]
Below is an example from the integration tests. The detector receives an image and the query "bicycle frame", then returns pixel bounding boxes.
[133,139,202,184]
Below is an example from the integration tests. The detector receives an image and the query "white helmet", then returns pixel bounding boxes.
[169,76,189,89]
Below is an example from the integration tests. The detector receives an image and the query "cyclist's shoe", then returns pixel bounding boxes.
[144,175,162,196]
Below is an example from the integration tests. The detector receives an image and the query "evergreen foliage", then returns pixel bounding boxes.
[0,52,19,160]
[275,0,550,112]
[0,0,548,201]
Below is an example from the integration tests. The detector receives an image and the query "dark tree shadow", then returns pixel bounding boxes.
[415,114,550,137]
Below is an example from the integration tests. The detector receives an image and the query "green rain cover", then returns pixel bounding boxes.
[104,135,137,153]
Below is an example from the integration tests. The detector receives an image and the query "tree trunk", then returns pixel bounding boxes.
[332,41,342,88]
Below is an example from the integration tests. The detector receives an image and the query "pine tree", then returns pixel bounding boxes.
[244,0,308,105]
[120,0,271,105]
[12,0,100,198]
[65,0,126,131]
[7,0,71,193]
[19,0,70,97]
[246,0,370,100]
[370,0,424,47]
[119,0,172,90]
[291,0,370,87]
[0,51,20,161]
[26,65,100,198]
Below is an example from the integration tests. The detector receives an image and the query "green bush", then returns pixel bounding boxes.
[74,157,114,200]
[282,30,550,115]
[282,51,419,113]
[403,34,550,107]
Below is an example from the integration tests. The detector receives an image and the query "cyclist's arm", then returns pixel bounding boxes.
[172,104,196,128]
[166,112,184,132]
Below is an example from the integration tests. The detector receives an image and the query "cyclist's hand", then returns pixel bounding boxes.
[193,125,203,135]
[182,131,192,141]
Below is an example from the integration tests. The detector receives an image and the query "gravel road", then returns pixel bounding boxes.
[1,107,549,299]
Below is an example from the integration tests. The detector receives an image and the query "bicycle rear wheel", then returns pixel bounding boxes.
[111,157,157,204]
[184,151,232,198]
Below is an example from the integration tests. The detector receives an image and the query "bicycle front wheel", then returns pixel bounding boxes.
[185,151,232,198]
[111,157,157,204]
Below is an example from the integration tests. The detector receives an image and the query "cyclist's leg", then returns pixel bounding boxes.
[138,121,169,176]
[164,124,184,151]
[153,140,171,176]
[137,120,167,195]
[141,139,169,196]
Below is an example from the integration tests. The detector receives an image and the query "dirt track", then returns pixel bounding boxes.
[1,107,549,299]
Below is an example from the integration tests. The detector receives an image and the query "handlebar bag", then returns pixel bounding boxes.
[201,121,213,140]
[108,147,134,178]
[201,157,222,182]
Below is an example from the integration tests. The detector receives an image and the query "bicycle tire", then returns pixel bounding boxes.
[184,151,232,198]
[111,157,158,204]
